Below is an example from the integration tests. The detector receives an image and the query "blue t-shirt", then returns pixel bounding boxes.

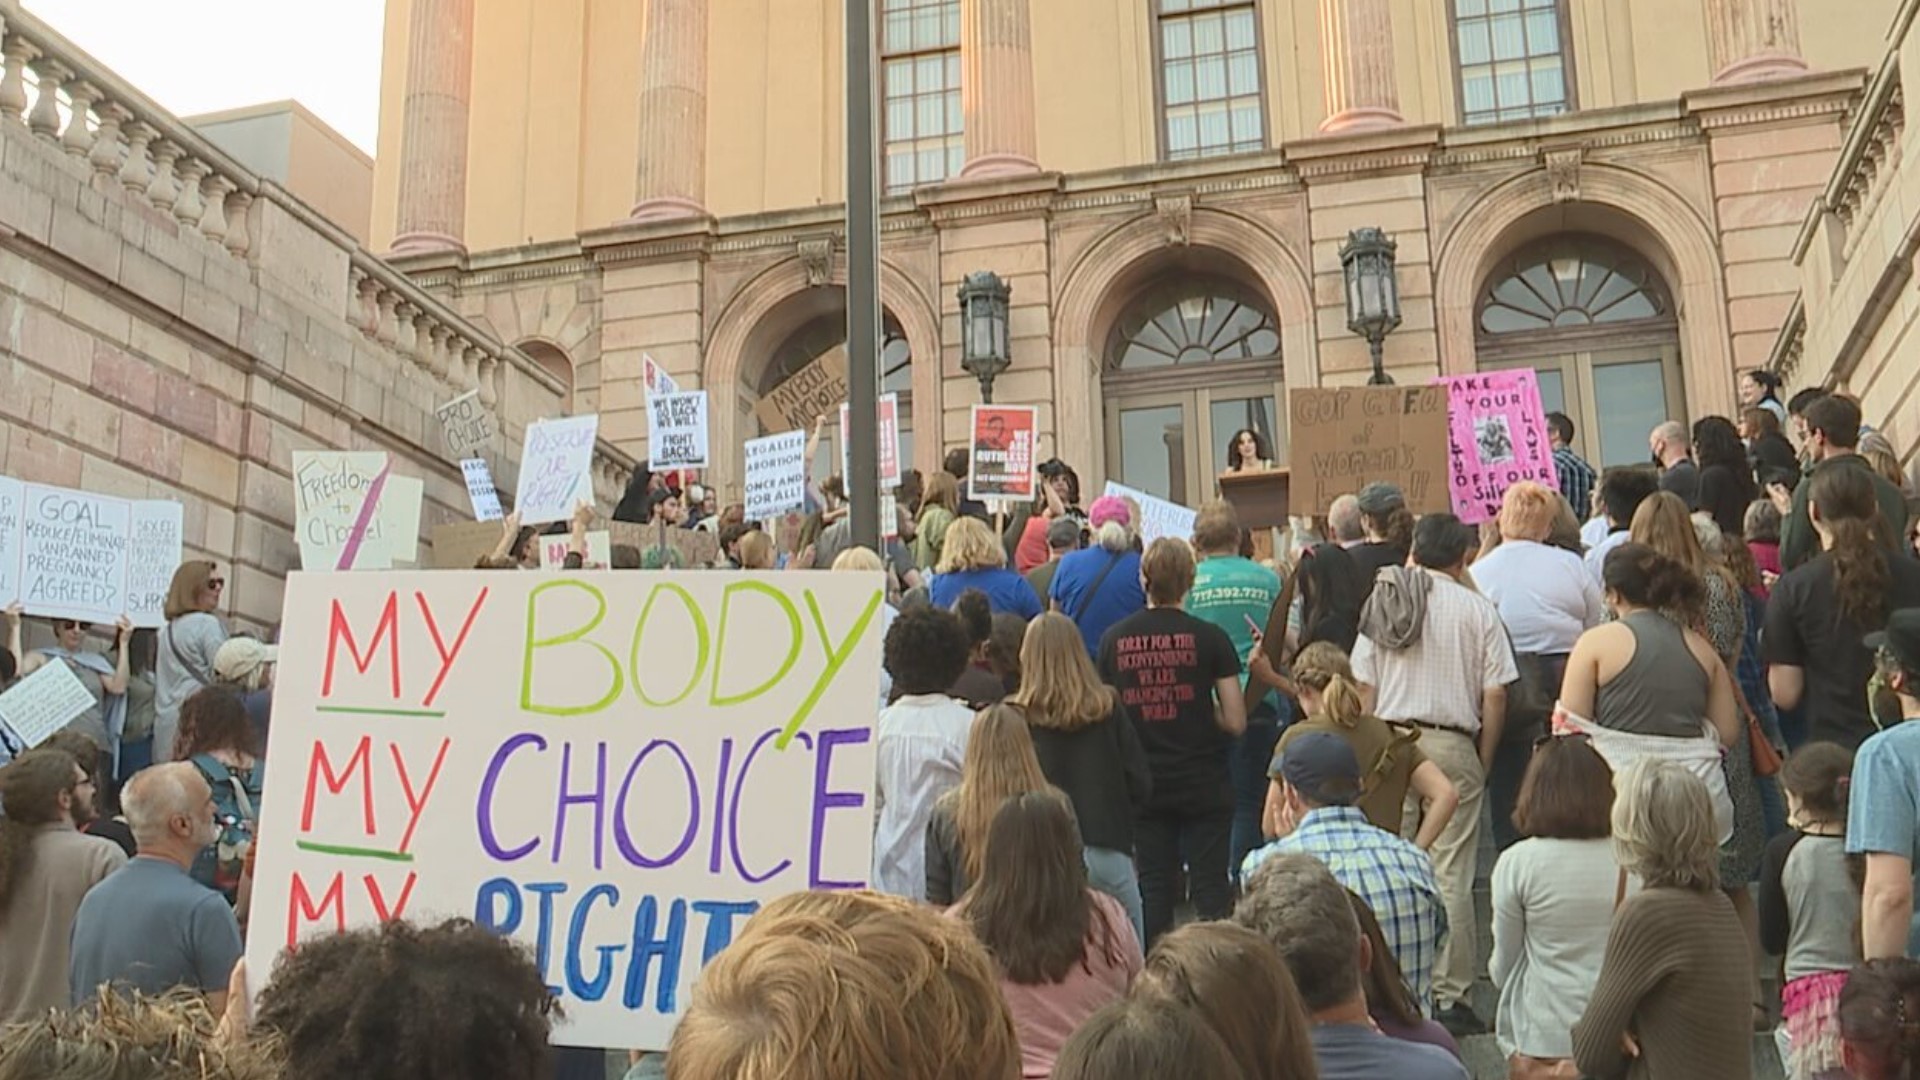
[1049,548,1146,656]
[1310,1023,1467,1080]
[69,856,243,1003]
[1848,719,1920,954]
[928,567,1043,620]
[1188,554,1283,714]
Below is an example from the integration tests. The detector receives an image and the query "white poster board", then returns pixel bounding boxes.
[1102,481,1197,545]
[648,392,710,469]
[742,431,807,522]
[292,451,393,571]
[537,531,612,570]
[125,501,184,626]
[0,477,21,608]
[462,459,504,521]
[0,480,182,627]
[434,390,497,460]
[245,570,885,1049]
[515,416,600,526]
[643,354,681,397]
[838,392,902,488]
[0,659,97,750]
[379,476,426,567]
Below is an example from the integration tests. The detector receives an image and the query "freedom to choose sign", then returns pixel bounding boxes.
[246,570,886,1049]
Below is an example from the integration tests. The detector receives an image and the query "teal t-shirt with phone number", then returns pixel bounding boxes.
[1188,554,1284,716]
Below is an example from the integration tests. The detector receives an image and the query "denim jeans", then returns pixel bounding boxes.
[1229,702,1284,880]
[1084,845,1145,950]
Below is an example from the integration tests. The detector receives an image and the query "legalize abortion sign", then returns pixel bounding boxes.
[246,570,885,1049]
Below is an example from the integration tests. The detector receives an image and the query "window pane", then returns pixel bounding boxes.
[917,54,943,89]
[1229,51,1258,95]
[1534,369,1567,417]
[1196,100,1230,148]
[946,92,962,132]
[887,99,913,134]
[1119,405,1186,503]
[1526,8,1560,52]
[884,10,913,51]
[1166,59,1196,104]
[885,60,913,97]
[1209,396,1278,472]
[1196,55,1227,99]
[917,94,943,133]
[1457,0,1488,15]
[1231,101,1261,142]
[913,8,941,49]
[1225,9,1255,49]
[1462,71,1496,113]
[1167,110,1199,155]
[1459,23,1492,64]
[887,151,914,190]
[1531,62,1565,106]
[1490,0,1522,12]
[1592,361,1670,467]
[1490,13,1526,59]
[1495,61,1530,106]
[1193,11,1225,54]
[1165,21,1192,58]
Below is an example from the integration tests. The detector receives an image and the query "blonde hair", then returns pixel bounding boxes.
[1292,641,1366,728]
[162,560,217,621]
[937,516,1005,573]
[0,988,279,1080]
[736,530,776,570]
[667,890,1020,1080]
[947,705,1051,882]
[1141,537,1196,605]
[922,471,960,515]
[832,546,885,573]
[1010,613,1119,730]
[1630,492,1708,579]
[1497,481,1558,543]
[1610,757,1720,892]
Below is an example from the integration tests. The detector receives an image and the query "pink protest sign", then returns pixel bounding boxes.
[1437,370,1558,525]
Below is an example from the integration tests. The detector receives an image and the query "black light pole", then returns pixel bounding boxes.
[958,271,1012,403]
[846,0,882,550]
[1340,227,1403,386]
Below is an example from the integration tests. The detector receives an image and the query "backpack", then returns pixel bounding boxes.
[189,753,259,901]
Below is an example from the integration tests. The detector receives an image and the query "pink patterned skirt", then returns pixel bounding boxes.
[1782,970,1849,1080]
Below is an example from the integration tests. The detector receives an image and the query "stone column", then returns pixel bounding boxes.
[392,0,474,255]
[1707,0,1807,84]
[629,0,709,223]
[959,0,1039,178]
[1318,0,1403,134]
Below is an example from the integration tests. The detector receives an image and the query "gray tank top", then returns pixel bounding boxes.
[1593,610,1709,738]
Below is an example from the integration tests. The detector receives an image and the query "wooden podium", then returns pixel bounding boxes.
[1218,468,1291,530]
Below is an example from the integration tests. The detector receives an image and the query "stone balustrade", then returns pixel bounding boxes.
[0,0,633,508]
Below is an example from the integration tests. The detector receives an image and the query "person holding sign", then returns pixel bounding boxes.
[9,603,132,779]
[153,562,229,764]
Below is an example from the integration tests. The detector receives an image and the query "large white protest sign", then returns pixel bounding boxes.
[537,531,612,570]
[515,416,600,525]
[247,570,885,1049]
[379,476,426,566]
[0,659,98,750]
[434,390,497,459]
[462,459,503,521]
[0,480,183,627]
[643,354,681,397]
[648,391,710,469]
[838,392,901,488]
[743,431,807,522]
[125,501,184,626]
[1102,481,1197,545]
[292,451,393,571]
[0,477,24,608]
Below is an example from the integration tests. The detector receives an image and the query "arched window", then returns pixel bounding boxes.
[1478,237,1670,334]
[1100,275,1282,505]
[518,340,574,410]
[1106,278,1280,372]
[1474,234,1682,469]
[758,309,915,481]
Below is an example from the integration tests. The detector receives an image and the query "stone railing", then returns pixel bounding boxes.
[0,0,634,503]
[1825,53,1906,259]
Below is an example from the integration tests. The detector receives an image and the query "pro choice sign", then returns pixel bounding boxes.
[246,571,885,1048]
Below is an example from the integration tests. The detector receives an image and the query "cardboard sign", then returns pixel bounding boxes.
[538,531,612,570]
[754,348,848,435]
[744,431,807,523]
[643,353,681,397]
[839,392,902,488]
[430,520,508,570]
[1287,387,1451,516]
[245,570,884,1048]
[292,451,393,571]
[648,392,710,469]
[4,482,184,627]
[967,405,1037,502]
[606,522,721,569]
[462,459,504,521]
[515,416,600,526]
[435,390,497,459]
[1102,482,1196,545]
[0,658,98,750]
[125,501,184,626]
[1437,370,1558,525]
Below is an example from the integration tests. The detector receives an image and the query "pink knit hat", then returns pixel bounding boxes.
[1088,495,1132,528]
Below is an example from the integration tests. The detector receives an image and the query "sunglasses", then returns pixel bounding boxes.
[207,577,226,590]
[52,619,89,632]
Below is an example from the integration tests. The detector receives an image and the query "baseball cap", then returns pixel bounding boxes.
[1865,608,1920,673]
[1046,516,1082,549]
[1088,495,1132,529]
[1355,482,1406,518]
[1278,731,1363,807]
[213,637,278,684]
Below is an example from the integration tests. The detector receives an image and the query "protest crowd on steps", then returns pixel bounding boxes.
[8,378,1920,1080]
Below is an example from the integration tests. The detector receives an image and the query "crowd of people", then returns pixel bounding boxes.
[3,381,1920,1080]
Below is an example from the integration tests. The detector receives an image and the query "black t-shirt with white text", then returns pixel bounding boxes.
[1097,607,1241,799]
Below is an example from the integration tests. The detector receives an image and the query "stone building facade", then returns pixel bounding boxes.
[376,0,1892,506]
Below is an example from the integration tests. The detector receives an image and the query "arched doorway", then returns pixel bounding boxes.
[1474,234,1683,468]
[745,289,915,482]
[1100,274,1282,506]
[518,339,574,410]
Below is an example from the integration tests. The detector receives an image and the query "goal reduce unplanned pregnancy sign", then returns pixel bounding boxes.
[245,570,885,1049]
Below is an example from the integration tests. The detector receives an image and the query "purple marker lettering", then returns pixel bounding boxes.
[554,741,609,871]
[728,729,794,885]
[707,737,734,875]
[613,739,700,869]
[810,728,871,890]
[478,735,546,861]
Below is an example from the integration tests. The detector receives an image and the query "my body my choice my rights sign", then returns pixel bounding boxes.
[246,570,885,1049]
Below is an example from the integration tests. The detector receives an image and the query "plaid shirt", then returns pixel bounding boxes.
[1553,446,1597,519]
[1243,806,1447,1013]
